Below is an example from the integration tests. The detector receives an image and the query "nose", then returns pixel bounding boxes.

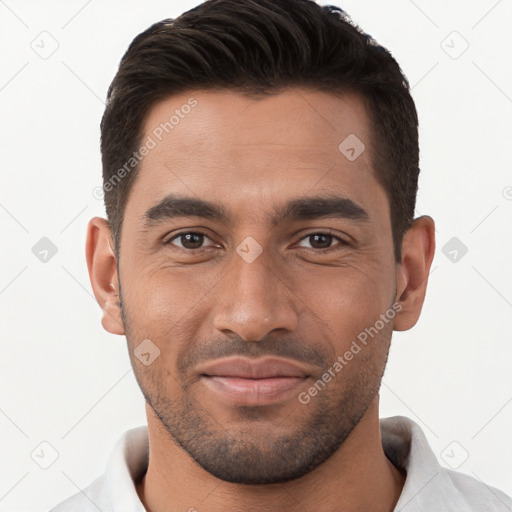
[212,249,299,342]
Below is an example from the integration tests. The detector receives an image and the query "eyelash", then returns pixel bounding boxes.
[164,230,348,253]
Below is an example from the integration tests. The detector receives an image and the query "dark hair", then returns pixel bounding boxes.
[100,0,419,261]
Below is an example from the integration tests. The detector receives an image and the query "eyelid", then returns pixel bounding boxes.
[165,230,219,249]
[295,230,349,250]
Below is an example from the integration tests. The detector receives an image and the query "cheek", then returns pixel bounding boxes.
[294,262,393,333]
[125,263,210,319]
[122,266,218,359]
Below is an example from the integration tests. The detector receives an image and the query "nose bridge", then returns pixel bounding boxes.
[213,246,298,341]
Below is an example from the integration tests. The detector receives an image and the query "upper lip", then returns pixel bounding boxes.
[197,356,310,379]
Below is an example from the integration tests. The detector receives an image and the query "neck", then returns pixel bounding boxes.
[136,397,405,512]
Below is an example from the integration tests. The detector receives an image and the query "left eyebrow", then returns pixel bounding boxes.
[271,194,370,226]
[139,192,370,228]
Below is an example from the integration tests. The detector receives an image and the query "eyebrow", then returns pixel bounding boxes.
[140,193,369,228]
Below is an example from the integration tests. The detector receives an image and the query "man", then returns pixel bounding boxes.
[50,0,511,510]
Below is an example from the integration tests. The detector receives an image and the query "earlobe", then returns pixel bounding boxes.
[85,217,125,335]
[393,216,436,332]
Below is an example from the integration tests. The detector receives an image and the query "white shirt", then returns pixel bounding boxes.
[49,416,511,511]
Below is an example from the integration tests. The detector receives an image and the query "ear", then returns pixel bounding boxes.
[393,216,436,331]
[85,217,125,335]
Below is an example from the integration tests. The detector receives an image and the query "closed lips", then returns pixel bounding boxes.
[196,357,311,379]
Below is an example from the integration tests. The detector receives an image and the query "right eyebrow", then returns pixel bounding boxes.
[140,194,230,227]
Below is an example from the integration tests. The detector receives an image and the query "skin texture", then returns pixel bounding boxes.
[86,89,435,512]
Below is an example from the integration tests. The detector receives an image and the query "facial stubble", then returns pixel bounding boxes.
[119,284,394,485]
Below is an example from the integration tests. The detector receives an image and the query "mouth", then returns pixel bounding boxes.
[197,357,311,406]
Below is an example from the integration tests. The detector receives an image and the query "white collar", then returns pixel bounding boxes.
[86,416,511,511]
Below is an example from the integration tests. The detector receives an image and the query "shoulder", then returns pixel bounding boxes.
[49,425,148,512]
[49,475,110,512]
[381,416,512,511]
[444,468,512,511]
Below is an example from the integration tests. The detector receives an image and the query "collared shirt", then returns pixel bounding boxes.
[49,416,511,511]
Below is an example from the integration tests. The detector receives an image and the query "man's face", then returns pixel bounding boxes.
[118,89,398,484]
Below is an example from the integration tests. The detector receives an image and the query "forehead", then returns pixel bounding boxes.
[142,88,371,159]
[125,88,385,222]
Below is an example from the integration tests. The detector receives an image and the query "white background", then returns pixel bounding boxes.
[0,1,511,510]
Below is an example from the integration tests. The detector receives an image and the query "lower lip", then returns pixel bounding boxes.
[201,375,307,406]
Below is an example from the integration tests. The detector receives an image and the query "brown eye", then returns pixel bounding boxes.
[296,232,346,251]
[166,232,213,250]
[308,233,333,249]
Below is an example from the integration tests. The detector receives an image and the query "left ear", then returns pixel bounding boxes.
[393,216,436,331]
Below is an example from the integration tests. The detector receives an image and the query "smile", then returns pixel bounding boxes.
[197,356,311,406]
[200,375,308,406]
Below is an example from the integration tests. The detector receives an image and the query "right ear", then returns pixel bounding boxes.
[85,217,125,335]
